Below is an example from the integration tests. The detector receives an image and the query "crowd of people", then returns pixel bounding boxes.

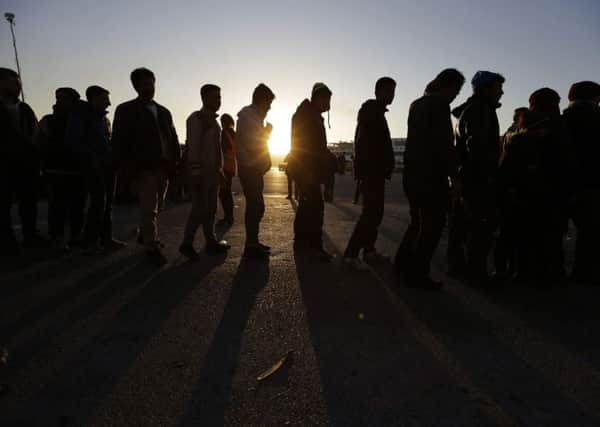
[1,66,599,290]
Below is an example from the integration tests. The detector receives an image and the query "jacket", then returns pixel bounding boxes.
[452,94,502,195]
[112,98,180,173]
[288,99,334,183]
[221,128,236,175]
[236,105,271,174]
[36,107,80,175]
[64,101,111,168]
[353,99,395,179]
[0,100,38,165]
[563,101,600,189]
[185,108,223,177]
[403,93,457,199]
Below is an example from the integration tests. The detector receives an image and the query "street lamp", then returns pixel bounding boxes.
[4,12,25,101]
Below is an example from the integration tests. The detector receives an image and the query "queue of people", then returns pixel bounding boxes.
[1,65,599,289]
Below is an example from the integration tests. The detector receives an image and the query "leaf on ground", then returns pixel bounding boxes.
[257,351,292,382]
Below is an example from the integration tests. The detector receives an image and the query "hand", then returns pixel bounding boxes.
[265,122,273,135]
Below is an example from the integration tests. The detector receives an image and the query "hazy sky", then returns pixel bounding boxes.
[2,0,599,153]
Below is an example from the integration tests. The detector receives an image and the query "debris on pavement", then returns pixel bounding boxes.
[256,351,292,382]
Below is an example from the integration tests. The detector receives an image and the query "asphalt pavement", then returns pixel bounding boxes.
[1,169,600,426]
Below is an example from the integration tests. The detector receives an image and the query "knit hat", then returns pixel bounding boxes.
[471,71,504,91]
[568,81,600,102]
[312,82,332,98]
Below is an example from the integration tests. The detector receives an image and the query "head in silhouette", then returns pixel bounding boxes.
[86,85,111,115]
[568,81,600,105]
[221,113,235,130]
[425,68,465,104]
[252,83,275,117]
[311,83,332,113]
[54,87,80,115]
[375,77,396,106]
[513,107,529,128]
[529,88,560,116]
[201,84,221,113]
[0,67,22,102]
[471,70,505,105]
[131,67,156,104]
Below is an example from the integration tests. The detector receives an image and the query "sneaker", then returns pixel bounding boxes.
[343,256,369,271]
[310,247,333,262]
[179,243,199,259]
[137,233,164,248]
[103,238,127,251]
[206,240,231,255]
[257,242,271,252]
[363,250,389,263]
[243,244,270,258]
[146,249,168,266]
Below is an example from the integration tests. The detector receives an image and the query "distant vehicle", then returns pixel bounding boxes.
[278,162,288,171]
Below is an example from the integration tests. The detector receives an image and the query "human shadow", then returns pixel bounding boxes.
[180,255,269,426]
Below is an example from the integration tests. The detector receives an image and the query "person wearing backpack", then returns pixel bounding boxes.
[179,84,230,259]
[36,87,85,251]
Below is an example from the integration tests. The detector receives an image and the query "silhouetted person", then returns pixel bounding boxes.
[500,88,573,285]
[494,107,528,279]
[217,113,236,227]
[343,77,396,270]
[323,151,337,203]
[65,86,125,254]
[36,87,85,251]
[179,84,230,259]
[236,84,275,258]
[112,68,180,265]
[289,83,335,260]
[562,81,600,284]
[394,69,465,289]
[284,153,299,200]
[447,71,505,283]
[0,67,42,255]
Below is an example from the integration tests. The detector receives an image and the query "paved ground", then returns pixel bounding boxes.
[1,169,600,426]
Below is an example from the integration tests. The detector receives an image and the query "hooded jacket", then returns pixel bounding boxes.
[236,104,271,174]
[288,99,334,183]
[185,108,223,178]
[452,94,502,195]
[563,101,600,189]
[353,99,395,179]
[403,93,457,199]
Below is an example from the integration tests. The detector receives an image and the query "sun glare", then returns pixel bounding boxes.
[267,105,293,155]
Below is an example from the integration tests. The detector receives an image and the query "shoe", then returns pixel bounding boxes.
[146,249,168,266]
[343,256,369,271]
[257,242,271,252]
[103,238,127,251]
[286,195,292,200]
[179,243,199,259]
[23,233,50,249]
[206,240,230,255]
[216,218,233,228]
[137,233,164,248]
[363,250,389,263]
[310,247,333,262]
[83,242,105,256]
[244,244,270,258]
[406,276,444,290]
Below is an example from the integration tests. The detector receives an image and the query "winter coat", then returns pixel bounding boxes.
[64,101,111,170]
[452,94,502,198]
[111,98,180,174]
[36,108,80,175]
[563,101,600,189]
[288,99,334,183]
[221,128,237,175]
[0,100,38,167]
[403,93,457,200]
[185,108,223,178]
[236,105,271,174]
[353,99,395,179]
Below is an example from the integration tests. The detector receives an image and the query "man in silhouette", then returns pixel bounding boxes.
[179,84,230,259]
[289,83,335,260]
[112,68,180,265]
[447,70,505,283]
[0,67,42,255]
[217,113,237,227]
[236,84,275,258]
[563,81,600,284]
[65,86,125,254]
[343,77,396,270]
[394,69,465,289]
[36,87,85,251]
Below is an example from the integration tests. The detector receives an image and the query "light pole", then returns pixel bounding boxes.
[4,12,25,102]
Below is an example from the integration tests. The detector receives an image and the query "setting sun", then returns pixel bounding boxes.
[267,105,293,155]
